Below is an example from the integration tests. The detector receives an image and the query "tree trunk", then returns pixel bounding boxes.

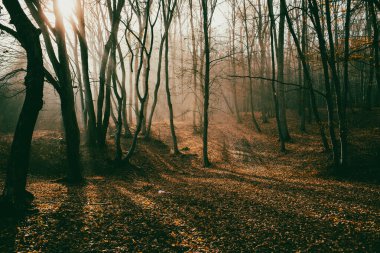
[146,33,167,138]
[268,0,286,152]
[165,26,180,154]
[258,0,269,123]
[124,0,153,162]
[309,0,340,165]
[111,48,123,161]
[73,36,87,130]
[75,0,97,146]
[277,0,291,141]
[189,0,199,131]
[97,0,125,146]
[369,1,380,93]
[161,0,180,154]
[341,0,352,168]
[242,1,261,132]
[231,0,242,123]
[117,44,132,138]
[201,0,211,167]
[325,0,346,168]
[1,0,44,208]
[282,0,330,151]
[54,0,83,182]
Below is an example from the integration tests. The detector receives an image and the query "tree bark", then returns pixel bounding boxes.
[282,0,330,151]
[75,0,97,146]
[54,0,83,182]
[231,0,242,123]
[277,0,291,141]
[146,34,166,138]
[268,0,286,152]
[242,1,261,132]
[189,0,199,131]
[1,0,44,208]
[201,0,211,167]
[309,0,340,165]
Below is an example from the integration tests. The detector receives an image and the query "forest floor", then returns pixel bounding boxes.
[0,109,379,252]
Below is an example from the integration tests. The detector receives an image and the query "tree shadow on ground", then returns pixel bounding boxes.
[115,153,380,251]
[41,184,87,252]
[0,216,19,252]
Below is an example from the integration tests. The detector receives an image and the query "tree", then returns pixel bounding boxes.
[163,0,180,154]
[97,0,126,147]
[308,0,340,166]
[200,0,217,167]
[268,0,285,152]
[124,0,158,163]
[229,0,242,123]
[25,0,83,182]
[73,0,97,146]
[281,0,329,151]
[189,0,199,132]
[0,0,44,209]
[240,0,261,132]
[277,0,291,141]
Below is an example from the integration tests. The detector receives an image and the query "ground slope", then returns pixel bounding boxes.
[0,111,379,252]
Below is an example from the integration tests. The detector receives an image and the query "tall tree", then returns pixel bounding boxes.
[0,0,44,209]
[53,0,83,182]
[268,0,286,152]
[124,0,158,162]
[281,0,330,151]
[200,0,217,167]
[97,0,126,147]
[277,0,291,141]
[230,0,242,123]
[25,0,83,182]
[73,0,97,146]
[163,0,180,154]
[241,0,261,132]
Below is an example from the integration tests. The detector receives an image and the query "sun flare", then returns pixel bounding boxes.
[57,0,76,19]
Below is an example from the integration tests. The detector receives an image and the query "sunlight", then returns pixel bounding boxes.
[57,0,76,19]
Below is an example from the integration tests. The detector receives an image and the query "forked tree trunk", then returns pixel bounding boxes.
[124,0,153,162]
[97,0,125,147]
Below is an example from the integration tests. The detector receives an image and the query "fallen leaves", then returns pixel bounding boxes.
[0,111,379,252]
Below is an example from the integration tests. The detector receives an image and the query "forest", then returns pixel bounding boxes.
[0,0,379,251]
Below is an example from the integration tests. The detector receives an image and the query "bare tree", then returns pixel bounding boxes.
[0,0,44,209]
[163,0,180,154]
[200,0,217,167]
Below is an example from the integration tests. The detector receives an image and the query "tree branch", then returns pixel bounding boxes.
[228,75,326,98]
[0,22,20,41]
